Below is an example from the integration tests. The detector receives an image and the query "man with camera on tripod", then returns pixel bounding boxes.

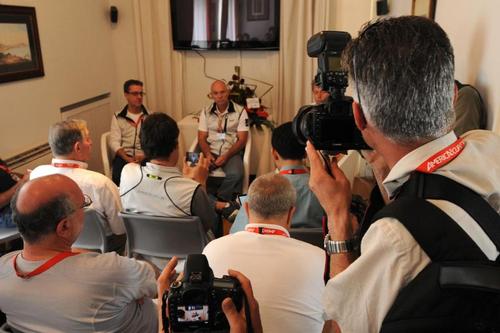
[307,16,500,333]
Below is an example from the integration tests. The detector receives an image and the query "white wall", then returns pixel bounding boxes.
[0,0,116,158]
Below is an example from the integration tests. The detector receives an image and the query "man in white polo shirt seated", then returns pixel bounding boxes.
[203,173,325,333]
[30,119,126,253]
[198,80,249,205]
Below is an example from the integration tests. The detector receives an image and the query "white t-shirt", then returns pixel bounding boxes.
[30,159,125,235]
[203,223,325,333]
[0,251,158,333]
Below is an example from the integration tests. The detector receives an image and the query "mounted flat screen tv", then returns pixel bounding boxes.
[171,0,280,50]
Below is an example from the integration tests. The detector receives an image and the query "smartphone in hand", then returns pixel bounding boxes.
[186,152,200,166]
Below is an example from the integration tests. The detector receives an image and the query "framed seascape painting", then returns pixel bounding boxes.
[0,5,44,84]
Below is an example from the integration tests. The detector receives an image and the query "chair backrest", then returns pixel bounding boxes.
[120,212,209,260]
[101,131,113,179]
[73,208,109,253]
[189,130,252,193]
[289,227,323,249]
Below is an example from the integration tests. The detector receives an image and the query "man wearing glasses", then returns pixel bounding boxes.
[110,79,150,186]
[0,174,158,333]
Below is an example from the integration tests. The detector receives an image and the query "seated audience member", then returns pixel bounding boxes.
[312,79,330,104]
[454,79,487,135]
[0,159,28,228]
[231,122,324,233]
[30,120,126,252]
[110,79,150,185]
[203,173,325,333]
[120,112,219,249]
[0,174,158,333]
[308,17,500,333]
[198,80,249,205]
[157,256,264,333]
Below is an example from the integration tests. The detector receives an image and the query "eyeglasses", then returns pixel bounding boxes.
[127,91,146,97]
[81,194,93,209]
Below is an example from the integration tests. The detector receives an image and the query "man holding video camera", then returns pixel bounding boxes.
[306,16,500,333]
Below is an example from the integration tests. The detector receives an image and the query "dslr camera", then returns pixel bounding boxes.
[166,254,243,332]
[292,31,369,152]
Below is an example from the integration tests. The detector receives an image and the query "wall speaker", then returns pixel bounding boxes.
[110,6,118,23]
[376,0,389,16]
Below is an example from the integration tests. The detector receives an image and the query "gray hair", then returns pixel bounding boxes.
[11,190,76,244]
[342,16,455,145]
[247,173,296,219]
[48,119,88,156]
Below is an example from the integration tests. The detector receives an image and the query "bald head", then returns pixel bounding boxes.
[210,80,230,109]
[12,174,82,243]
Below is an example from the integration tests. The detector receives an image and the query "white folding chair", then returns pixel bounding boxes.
[119,212,209,260]
[101,131,113,179]
[73,208,109,253]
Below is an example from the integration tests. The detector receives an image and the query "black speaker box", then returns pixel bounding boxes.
[110,6,118,23]
[376,0,389,16]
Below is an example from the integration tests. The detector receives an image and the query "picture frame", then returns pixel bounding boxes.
[411,0,437,20]
[247,0,270,21]
[0,5,44,84]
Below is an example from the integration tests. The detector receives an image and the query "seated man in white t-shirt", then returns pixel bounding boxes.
[197,80,249,203]
[0,174,157,333]
[30,119,126,253]
[203,173,326,333]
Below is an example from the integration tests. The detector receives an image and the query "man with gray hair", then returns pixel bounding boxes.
[30,119,126,252]
[203,173,325,333]
[307,16,500,332]
[0,174,158,332]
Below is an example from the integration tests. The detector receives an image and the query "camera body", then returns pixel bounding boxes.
[167,254,243,332]
[292,31,370,152]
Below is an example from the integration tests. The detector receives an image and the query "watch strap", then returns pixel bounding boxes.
[324,234,359,254]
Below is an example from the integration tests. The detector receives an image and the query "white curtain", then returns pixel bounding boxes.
[132,0,184,121]
[276,0,331,124]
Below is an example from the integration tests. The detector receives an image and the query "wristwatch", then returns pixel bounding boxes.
[324,234,359,254]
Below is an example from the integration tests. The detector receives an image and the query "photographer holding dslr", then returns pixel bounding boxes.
[302,17,500,333]
[157,256,263,333]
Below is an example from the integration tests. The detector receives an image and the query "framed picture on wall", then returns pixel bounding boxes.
[412,0,437,20]
[247,0,270,21]
[0,5,44,84]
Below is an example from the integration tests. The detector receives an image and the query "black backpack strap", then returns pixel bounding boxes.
[399,173,500,250]
[373,197,487,261]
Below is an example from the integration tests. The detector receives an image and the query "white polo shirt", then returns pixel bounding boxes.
[198,101,249,156]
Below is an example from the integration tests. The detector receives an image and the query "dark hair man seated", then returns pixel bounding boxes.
[230,122,324,233]
[0,174,158,332]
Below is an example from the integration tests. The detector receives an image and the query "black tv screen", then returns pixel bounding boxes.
[170,0,280,50]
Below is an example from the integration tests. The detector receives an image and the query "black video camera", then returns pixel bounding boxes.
[166,254,243,332]
[292,31,370,152]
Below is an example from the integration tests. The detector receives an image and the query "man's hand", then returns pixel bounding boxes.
[157,257,178,333]
[222,269,263,333]
[183,153,209,186]
[306,141,352,219]
[214,154,229,167]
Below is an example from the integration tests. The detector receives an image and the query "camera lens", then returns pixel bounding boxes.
[292,105,316,145]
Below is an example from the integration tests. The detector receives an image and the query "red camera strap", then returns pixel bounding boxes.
[13,252,80,279]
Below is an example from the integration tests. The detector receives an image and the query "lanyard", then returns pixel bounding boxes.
[0,164,11,174]
[13,252,79,279]
[52,163,80,168]
[246,226,289,238]
[279,168,307,175]
[216,112,228,133]
[415,138,465,174]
